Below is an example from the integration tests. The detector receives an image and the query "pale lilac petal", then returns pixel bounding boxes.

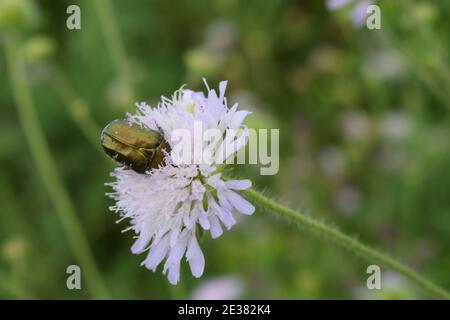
[209,215,223,239]
[230,110,250,129]
[206,173,223,188]
[186,234,205,278]
[191,181,206,200]
[217,191,233,211]
[182,89,195,101]
[225,179,252,190]
[131,233,151,254]
[184,214,196,229]
[198,212,211,230]
[164,233,188,285]
[167,262,181,285]
[214,129,237,164]
[195,202,211,230]
[211,194,236,229]
[170,227,180,247]
[218,81,228,102]
[217,207,236,230]
[223,128,249,160]
[143,235,170,271]
[228,103,238,114]
[224,190,255,215]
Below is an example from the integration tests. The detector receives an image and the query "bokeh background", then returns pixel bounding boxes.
[0,0,449,299]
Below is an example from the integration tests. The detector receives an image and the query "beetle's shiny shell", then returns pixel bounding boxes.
[101,119,170,173]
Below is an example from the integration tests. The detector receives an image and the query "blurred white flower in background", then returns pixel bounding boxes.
[363,49,408,81]
[191,275,244,300]
[326,0,376,28]
[333,184,363,215]
[317,145,347,178]
[379,111,412,141]
[351,0,375,27]
[204,19,236,53]
[326,0,352,10]
[107,81,255,284]
[340,109,372,142]
[375,111,413,172]
[375,144,409,172]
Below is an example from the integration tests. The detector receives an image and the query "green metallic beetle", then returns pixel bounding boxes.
[101,119,170,173]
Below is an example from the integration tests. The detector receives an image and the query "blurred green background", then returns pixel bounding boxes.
[0,0,449,299]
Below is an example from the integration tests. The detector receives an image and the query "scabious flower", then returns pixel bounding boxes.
[106,80,255,284]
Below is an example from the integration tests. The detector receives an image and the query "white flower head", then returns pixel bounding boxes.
[106,80,255,284]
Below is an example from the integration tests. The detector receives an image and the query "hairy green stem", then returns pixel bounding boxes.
[241,188,450,299]
[4,33,110,299]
